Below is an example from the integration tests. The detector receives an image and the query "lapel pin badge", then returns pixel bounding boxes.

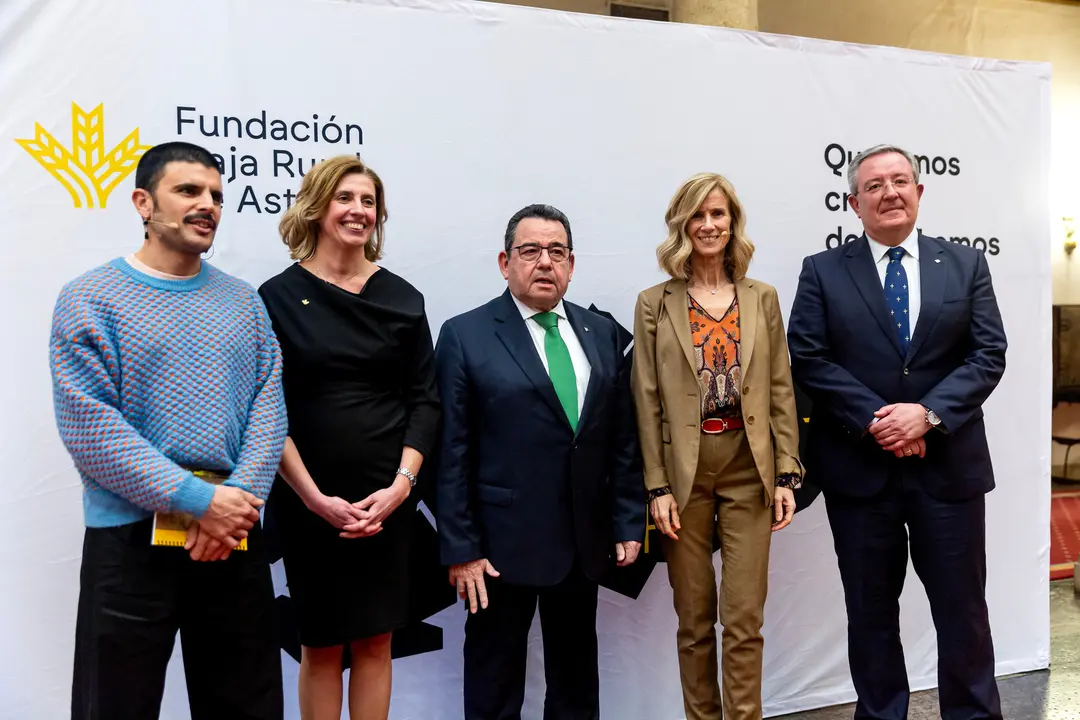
[301,299,310,305]
[935,259,941,263]
[584,326,590,332]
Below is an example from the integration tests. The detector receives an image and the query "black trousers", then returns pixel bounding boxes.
[825,473,1002,720]
[463,565,599,720]
[72,519,282,720]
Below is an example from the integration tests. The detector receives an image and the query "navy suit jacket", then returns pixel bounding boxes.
[433,290,644,587]
[787,233,1007,501]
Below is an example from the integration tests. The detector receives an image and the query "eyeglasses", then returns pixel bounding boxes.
[859,177,914,196]
[511,243,572,263]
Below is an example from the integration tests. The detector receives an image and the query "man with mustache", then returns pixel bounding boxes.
[50,141,288,720]
[434,204,644,720]
[788,144,1007,719]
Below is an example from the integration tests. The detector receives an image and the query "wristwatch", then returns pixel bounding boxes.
[396,467,418,488]
[924,407,942,430]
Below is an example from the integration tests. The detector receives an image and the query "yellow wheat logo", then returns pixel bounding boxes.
[15,102,151,208]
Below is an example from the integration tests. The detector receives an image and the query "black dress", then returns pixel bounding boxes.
[258,264,440,647]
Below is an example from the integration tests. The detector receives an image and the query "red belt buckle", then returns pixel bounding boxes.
[701,418,730,434]
[701,417,744,434]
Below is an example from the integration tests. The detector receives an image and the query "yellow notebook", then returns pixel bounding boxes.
[151,471,248,551]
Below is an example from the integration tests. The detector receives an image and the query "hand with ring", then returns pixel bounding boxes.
[893,436,926,459]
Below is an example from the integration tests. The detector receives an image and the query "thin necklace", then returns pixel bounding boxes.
[693,278,731,295]
[312,262,364,286]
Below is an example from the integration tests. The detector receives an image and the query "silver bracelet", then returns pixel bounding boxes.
[396,467,418,488]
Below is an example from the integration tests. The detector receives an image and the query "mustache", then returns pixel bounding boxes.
[184,212,217,228]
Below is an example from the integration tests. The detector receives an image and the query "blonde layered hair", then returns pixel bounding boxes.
[278,155,388,262]
[657,173,754,281]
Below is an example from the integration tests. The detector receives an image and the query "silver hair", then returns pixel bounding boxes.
[847,144,921,195]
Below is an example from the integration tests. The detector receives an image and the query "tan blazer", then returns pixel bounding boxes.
[631,277,804,512]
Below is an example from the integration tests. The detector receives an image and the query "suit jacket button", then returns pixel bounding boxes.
[747,416,755,425]
[743,385,750,394]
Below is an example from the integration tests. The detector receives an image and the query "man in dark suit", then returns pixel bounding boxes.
[788,145,1007,720]
[434,204,644,720]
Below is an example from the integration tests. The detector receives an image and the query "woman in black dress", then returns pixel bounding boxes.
[259,156,439,720]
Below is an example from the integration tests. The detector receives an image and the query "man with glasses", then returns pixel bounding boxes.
[788,145,1007,719]
[434,204,644,720]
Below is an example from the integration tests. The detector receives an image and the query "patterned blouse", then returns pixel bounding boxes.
[689,293,741,420]
[688,293,801,490]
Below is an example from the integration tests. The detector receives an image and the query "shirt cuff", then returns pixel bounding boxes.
[647,486,672,501]
[776,473,802,490]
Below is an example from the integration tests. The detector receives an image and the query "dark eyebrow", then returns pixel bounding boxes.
[173,182,223,203]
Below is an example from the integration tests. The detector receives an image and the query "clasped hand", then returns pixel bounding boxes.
[869,402,929,458]
[325,476,411,539]
[185,485,262,562]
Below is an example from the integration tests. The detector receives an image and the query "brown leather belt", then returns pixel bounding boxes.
[701,417,744,434]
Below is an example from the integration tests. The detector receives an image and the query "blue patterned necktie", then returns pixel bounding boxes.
[884,246,910,353]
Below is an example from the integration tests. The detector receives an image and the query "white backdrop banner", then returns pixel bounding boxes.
[0,0,1051,718]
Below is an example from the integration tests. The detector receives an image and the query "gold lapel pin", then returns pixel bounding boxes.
[301,299,310,305]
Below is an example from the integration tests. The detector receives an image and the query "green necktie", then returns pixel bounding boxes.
[532,311,578,430]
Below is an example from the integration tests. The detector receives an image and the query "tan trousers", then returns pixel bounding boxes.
[661,430,772,720]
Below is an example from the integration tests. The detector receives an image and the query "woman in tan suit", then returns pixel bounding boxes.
[632,172,803,720]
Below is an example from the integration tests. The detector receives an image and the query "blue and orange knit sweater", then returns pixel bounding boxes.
[49,258,288,528]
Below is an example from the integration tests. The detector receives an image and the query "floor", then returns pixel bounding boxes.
[776,579,1079,719]
[1051,486,1080,580]
[774,476,1080,719]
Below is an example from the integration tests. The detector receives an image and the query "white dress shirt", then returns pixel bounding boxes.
[866,228,921,334]
[511,294,592,416]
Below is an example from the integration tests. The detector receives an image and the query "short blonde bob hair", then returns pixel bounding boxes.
[278,155,388,262]
[657,173,754,282]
